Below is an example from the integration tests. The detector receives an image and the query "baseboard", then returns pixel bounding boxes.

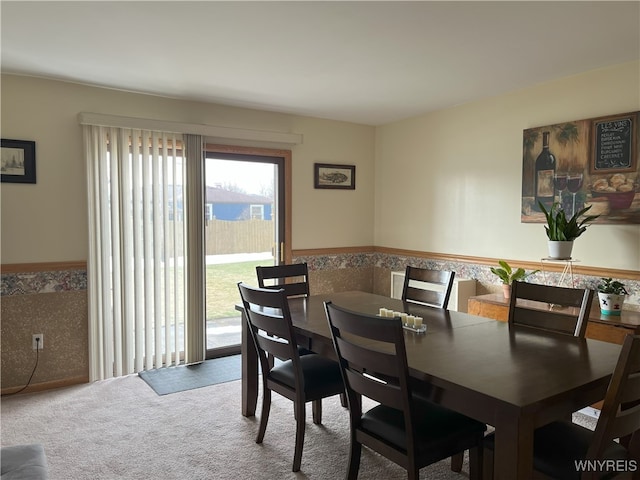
[1,375,89,396]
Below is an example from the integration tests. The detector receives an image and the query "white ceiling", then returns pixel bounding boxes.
[2,1,639,126]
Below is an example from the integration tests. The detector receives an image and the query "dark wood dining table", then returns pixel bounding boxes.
[237,290,623,480]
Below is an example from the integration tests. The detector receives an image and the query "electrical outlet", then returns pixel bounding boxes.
[32,334,44,350]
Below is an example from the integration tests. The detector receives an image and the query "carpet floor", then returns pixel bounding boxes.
[1,375,598,480]
[139,355,241,395]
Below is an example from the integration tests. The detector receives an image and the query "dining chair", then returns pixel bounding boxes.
[324,301,486,480]
[401,265,455,309]
[256,262,316,357]
[256,263,349,407]
[237,282,344,472]
[483,333,640,480]
[256,262,309,298]
[508,280,594,337]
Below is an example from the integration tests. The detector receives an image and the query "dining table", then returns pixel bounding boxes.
[237,290,623,480]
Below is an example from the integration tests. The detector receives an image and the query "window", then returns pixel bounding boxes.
[249,204,264,220]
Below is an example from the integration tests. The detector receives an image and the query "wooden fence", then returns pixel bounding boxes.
[168,219,274,256]
[206,219,274,254]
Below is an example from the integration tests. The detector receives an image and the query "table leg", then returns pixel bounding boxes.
[493,412,534,479]
[240,309,258,417]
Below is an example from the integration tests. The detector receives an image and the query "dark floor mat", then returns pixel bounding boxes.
[139,355,241,395]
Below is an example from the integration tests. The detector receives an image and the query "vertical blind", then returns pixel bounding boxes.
[85,125,202,380]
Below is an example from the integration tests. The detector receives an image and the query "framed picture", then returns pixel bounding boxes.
[1,139,36,184]
[314,163,356,190]
[520,111,640,225]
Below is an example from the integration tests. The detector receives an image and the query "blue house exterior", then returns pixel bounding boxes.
[206,187,273,221]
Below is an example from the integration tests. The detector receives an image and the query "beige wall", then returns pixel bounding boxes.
[375,61,640,271]
[1,75,375,264]
[3,65,639,267]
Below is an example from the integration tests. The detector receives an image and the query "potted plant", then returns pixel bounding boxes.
[597,278,628,316]
[538,202,600,259]
[490,260,539,298]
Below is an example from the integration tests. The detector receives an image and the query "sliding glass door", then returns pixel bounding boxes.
[204,148,286,358]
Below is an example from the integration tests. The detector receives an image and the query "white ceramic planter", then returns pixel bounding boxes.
[547,240,574,260]
[598,292,625,316]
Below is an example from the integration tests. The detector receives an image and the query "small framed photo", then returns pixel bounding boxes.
[1,139,36,184]
[314,163,356,190]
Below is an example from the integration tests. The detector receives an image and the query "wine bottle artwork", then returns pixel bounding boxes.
[535,131,556,211]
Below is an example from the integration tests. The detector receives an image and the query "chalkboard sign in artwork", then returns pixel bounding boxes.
[591,112,637,174]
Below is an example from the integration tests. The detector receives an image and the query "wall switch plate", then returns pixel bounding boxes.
[32,334,44,350]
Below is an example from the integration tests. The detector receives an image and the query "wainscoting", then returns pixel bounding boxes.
[295,247,640,308]
[2,249,638,393]
[1,265,89,393]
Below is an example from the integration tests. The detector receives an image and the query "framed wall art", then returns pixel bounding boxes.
[1,139,36,184]
[314,163,355,190]
[521,111,639,224]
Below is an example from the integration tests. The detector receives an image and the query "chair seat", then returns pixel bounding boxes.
[269,354,344,399]
[361,399,486,460]
[485,420,628,480]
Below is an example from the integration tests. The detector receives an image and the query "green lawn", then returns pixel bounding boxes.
[206,259,270,319]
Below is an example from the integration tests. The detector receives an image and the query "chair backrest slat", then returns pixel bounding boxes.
[513,281,589,307]
[404,286,443,307]
[510,306,584,335]
[245,309,289,338]
[255,333,292,361]
[401,266,455,308]
[256,263,309,298]
[508,281,593,337]
[344,368,404,410]
[335,336,399,379]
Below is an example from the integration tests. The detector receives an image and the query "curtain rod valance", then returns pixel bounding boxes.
[78,112,303,146]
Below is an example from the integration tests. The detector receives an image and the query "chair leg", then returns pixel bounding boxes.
[340,392,347,408]
[293,401,306,472]
[312,399,322,424]
[408,466,419,480]
[450,452,463,472]
[347,441,362,480]
[256,388,271,444]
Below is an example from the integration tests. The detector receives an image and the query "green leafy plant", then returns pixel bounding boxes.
[490,260,539,285]
[538,202,600,241]
[597,278,628,295]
